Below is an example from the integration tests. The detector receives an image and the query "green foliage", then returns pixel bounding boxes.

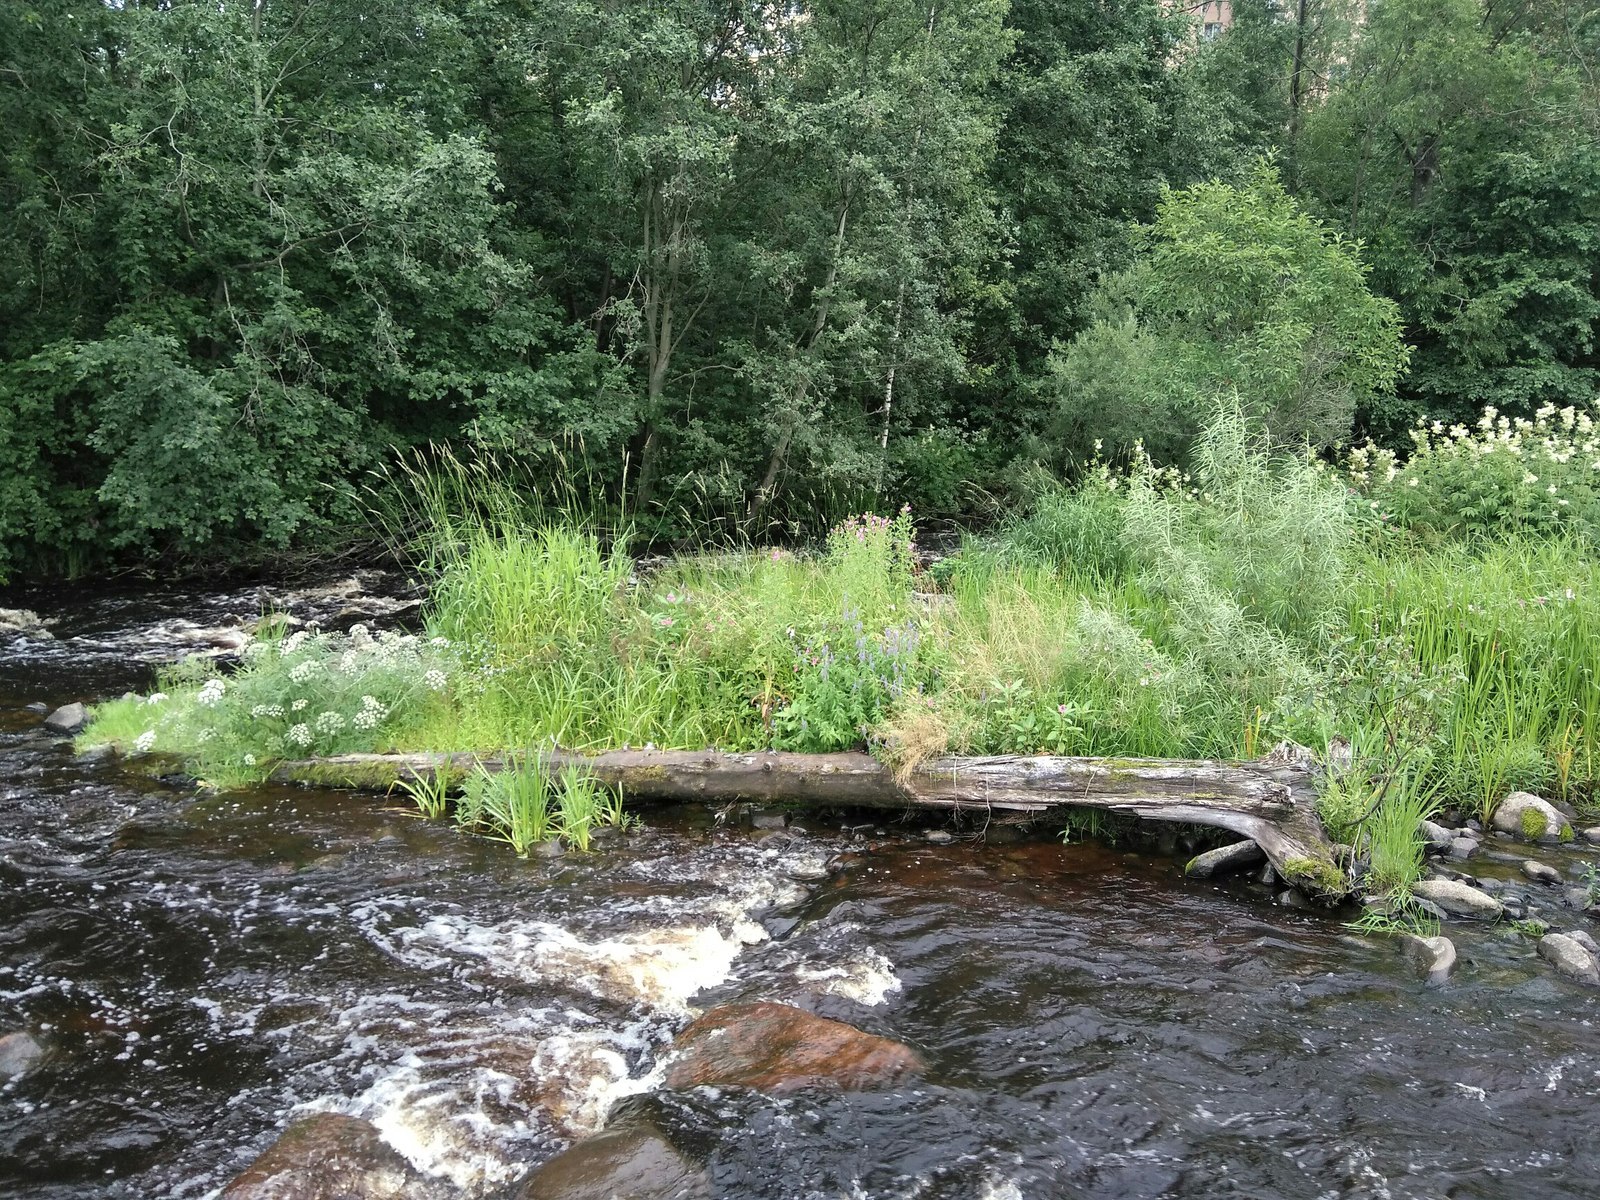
[466,755,554,856]
[1300,0,1600,438]
[1048,166,1408,461]
[395,764,455,821]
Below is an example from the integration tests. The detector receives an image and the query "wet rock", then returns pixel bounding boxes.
[1537,933,1600,987]
[1419,821,1456,854]
[0,1031,47,1081]
[1448,838,1479,861]
[1412,878,1504,920]
[1561,886,1595,911]
[219,1112,451,1199]
[1565,929,1600,958]
[924,829,954,845]
[663,1002,922,1094]
[533,839,565,859]
[1274,888,1312,910]
[748,808,788,831]
[1521,860,1562,886]
[514,1124,709,1200]
[43,702,88,735]
[1184,839,1265,879]
[24,701,48,715]
[1583,827,1600,845]
[1491,792,1574,844]
[1400,934,1456,985]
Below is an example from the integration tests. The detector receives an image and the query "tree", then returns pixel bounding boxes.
[1300,0,1600,438]
[1046,165,1408,462]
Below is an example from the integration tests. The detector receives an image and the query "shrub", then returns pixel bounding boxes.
[1349,402,1600,545]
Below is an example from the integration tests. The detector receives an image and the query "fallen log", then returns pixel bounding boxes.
[271,742,1347,900]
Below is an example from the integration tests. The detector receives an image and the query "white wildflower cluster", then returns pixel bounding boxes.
[1347,402,1600,524]
[196,679,226,707]
[352,694,389,730]
[424,669,448,692]
[1350,404,1598,484]
[197,727,216,744]
[146,692,168,706]
[314,711,346,736]
[243,753,256,767]
[291,698,308,712]
[289,659,319,684]
[250,703,285,720]
[135,730,157,753]
[279,630,311,656]
[287,723,313,748]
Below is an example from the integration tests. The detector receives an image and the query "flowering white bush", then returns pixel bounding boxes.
[1348,402,1600,542]
[127,621,457,778]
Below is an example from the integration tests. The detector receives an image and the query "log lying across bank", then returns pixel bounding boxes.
[272,742,1348,900]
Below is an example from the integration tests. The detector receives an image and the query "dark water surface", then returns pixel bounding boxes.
[1,583,1597,1199]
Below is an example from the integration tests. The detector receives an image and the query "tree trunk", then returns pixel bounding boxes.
[271,743,1346,899]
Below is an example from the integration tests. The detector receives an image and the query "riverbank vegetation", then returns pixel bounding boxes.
[83,401,1600,896]
[3,0,1597,580]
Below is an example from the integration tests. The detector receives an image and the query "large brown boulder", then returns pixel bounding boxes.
[514,1124,709,1200]
[663,1002,922,1094]
[220,1113,452,1200]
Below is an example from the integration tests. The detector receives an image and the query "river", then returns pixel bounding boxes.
[1,579,1595,1199]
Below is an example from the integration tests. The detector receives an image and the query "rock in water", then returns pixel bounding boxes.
[1520,860,1562,885]
[1419,821,1455,854]
[1538,933,1600,987]
[1565,929,1600,958]
[664,1002,922,1094]
[1400,934,1456,985]
[1183,840,1266,879]
[43,702,88,735]
[0,1032,47,1081]
[1492,792,1574,843]
[219,1113,452,1200]
[1411,878,1504,919]
[1448,838,1480,861]
[515,1124,710,1200]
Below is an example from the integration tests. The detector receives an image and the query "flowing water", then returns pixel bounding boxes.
[1,581,1597,1199]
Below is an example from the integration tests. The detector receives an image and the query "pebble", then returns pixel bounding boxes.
[924,829,954,845]
[1448,838,1479,860]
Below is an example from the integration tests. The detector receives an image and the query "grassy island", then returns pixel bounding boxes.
[85,406,1600,908]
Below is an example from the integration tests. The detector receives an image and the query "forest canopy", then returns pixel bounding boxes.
[1,0,1596,578]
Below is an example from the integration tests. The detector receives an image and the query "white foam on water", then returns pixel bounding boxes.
[273,836,851,1194]
[979,1178,1026,1200]
[796,945,902,1006]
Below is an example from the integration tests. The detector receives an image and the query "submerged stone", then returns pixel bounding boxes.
[0,1031,47,1081]
[664,1002,922,1094]
[514,1124,709,1200]
[1184,839,1265,879]
[219,1113,451,1200]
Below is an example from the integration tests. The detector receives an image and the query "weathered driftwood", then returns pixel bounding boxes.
[271,742,1347,899]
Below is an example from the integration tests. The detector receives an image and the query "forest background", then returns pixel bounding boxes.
[2,0,1596,580]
